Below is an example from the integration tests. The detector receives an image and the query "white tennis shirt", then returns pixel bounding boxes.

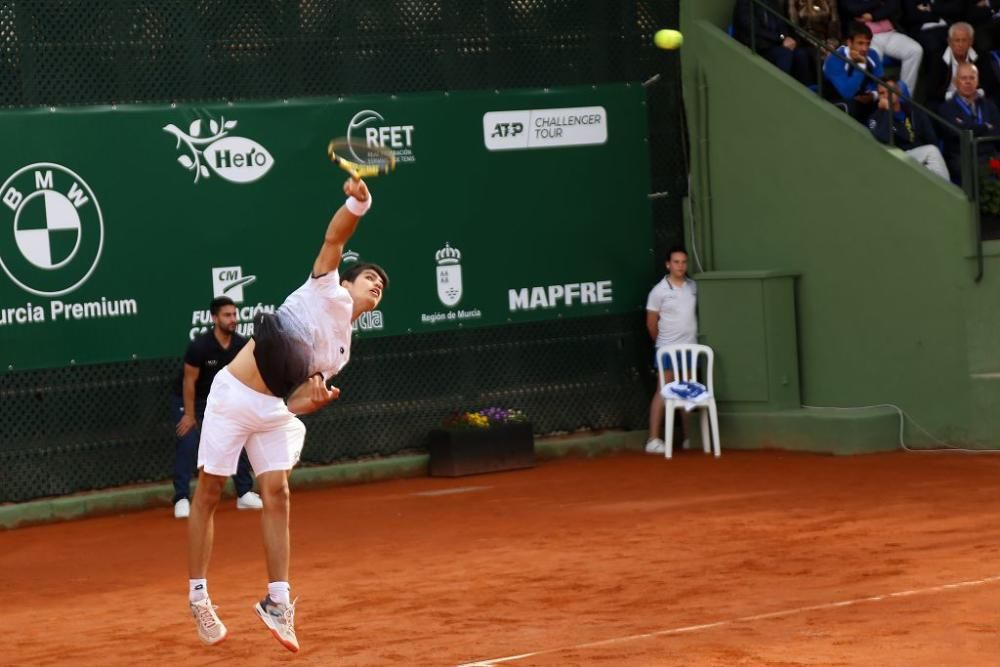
[646,276,697,347]
[277,269,354,381]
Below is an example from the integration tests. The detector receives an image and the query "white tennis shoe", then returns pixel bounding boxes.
[645,438,666,454]
[190,597,227,646]
[236,491,263,510]
[254,596,299,652]
[174,498,191,519]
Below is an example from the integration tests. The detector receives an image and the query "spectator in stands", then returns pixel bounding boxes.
[925,22,999,104]
[733,0,813,85]
[789,0,842,54]
[867,77,950,178]
[839,0,924,93]
[901,0,964,65]
[824,21,885,118]
[966,0,1000,54]
[939,62,1000,179]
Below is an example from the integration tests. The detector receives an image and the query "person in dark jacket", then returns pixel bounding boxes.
[939,61,1000,180]
[733,0,813,84]
[867,77,950,178]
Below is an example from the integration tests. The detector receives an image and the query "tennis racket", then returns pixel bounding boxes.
[327,138,397,179]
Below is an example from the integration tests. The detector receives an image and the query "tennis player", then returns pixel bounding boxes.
[186,176,388,652]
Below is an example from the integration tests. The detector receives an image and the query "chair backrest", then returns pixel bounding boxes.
[655,343,715,393]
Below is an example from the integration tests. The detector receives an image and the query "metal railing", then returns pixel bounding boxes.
[745,0,990,281]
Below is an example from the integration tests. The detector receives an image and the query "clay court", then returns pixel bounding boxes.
[6,449,1000,666]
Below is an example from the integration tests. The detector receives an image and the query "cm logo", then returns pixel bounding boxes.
[212,265,256,303]
[0,163,104,297]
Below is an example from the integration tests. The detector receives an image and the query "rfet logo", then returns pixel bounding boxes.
[0,163,104,297]
[347,110,416,163]
[212,266,257,303]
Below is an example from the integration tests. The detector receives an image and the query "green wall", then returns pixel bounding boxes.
[680,0,1000,446]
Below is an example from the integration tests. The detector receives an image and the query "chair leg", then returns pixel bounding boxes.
[664,400,675,459]
[708,402,721,457]
[700,408,710,454]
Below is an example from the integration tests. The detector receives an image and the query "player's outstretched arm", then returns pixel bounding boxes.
[312,178,371,278]
[286,374,341,415]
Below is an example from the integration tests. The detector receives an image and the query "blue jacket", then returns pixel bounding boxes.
[823,45,884,101]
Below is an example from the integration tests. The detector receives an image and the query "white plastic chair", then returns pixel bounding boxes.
[655,343,720,459]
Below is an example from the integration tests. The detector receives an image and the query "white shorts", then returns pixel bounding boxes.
[198,367,306,476]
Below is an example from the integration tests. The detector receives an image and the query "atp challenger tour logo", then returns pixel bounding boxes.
[347,110,416,163]
[420,243,481,325]
[163,115,275,184]
[484,106,608,151]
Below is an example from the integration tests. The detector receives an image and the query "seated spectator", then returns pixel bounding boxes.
[939,62,1000,180]
[733,0,813,85]
[966,0,1000,54]
[839,0,924,93]
[901,0,964,65]
[824,21,884,119]
[925,22,999,104]
[789,0,842,54]
[867,78,950,179]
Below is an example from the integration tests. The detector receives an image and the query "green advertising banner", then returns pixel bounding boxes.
[0,84,652,370]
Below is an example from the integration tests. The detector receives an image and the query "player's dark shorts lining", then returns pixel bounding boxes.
[253,311,311,399]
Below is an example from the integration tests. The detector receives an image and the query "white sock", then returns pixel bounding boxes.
[268,581,291,606]
[189,579,208,603]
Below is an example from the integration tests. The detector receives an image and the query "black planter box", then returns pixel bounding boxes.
[427,422,536,477]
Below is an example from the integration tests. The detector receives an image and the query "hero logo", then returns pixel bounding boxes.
[347,110,416,163]
[0,164,104,297]
[212,266,257,303]
[163,115,275,184]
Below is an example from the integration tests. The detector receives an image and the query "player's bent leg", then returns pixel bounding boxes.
[187,470,229,647]
[258,470,291,582]
[243,413,304,651]
[255,469,299,652]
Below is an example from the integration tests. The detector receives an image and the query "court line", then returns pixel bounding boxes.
[456,574,1000,666]
[411,486,491,497]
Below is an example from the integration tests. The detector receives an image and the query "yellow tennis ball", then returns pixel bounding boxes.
[654,29,683,50]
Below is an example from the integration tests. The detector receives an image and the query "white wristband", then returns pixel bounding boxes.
[345,194,372,217]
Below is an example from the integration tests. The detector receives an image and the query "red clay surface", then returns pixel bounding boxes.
[5,450,1000,666]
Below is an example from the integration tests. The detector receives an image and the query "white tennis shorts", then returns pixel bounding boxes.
[198,367,306,476]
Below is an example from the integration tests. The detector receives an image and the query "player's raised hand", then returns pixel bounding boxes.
[309,374,340,407]
[344,177,369,202]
